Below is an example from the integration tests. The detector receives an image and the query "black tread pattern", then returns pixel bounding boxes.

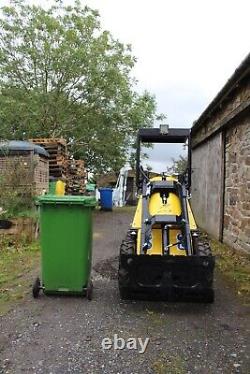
[118,235,135,299]
[195,241,212,256]
[119,239,135,256]
[192,236,212,256]
[32,277,41,298]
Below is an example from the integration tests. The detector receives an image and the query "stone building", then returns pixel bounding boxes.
[191,53,250,254]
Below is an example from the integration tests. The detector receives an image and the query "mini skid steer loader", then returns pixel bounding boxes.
[118,127,215,302]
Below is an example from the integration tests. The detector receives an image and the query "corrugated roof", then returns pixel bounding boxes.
[192,53,250,133]
[0,140,49,158]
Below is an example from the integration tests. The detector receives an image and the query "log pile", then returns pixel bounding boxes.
[65,159,87,195]
[29,138,67,179]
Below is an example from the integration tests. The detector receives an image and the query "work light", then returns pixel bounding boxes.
[160,124,169,134]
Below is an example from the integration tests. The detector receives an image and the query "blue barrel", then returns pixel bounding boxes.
[99,188,113,211]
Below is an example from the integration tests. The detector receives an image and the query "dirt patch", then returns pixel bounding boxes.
[93,256,119,280]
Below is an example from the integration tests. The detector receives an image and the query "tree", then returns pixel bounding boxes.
[0,0,158,173]
[166,155,188,174]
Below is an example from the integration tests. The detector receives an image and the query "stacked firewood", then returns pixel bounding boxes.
[29,138,67,179]
[65,159,87,195]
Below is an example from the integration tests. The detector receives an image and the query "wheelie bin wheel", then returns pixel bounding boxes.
[32,277,41,298]
[86,280,93,300]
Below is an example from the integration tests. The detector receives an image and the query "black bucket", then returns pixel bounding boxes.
[118,254,215,302]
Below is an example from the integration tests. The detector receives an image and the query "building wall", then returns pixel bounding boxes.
[33,154,49,195]
[191,63,250,254]
[0,154,33,189]
[0,153,49,196]
[191,132,223,239]
[223,117,250,253]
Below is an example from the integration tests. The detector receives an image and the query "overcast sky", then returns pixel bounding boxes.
[83,0,250,171]
[84,0,250,118]
[3,0,250,171]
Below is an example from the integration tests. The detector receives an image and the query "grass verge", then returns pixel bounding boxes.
[0,238,40,315]
[211,238,250,303]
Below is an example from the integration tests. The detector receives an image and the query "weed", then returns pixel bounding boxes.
[211,239,250,302]
[0,240,40,315]
[152,353,185,374]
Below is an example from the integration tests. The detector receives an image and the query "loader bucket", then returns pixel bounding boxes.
[118,254,215,302]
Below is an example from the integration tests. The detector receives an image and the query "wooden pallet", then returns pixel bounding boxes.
[28,138,70,179]
[29,138,67,147]
[65,158,86,194]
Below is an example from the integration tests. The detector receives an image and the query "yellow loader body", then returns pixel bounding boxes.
[132,176,197,256]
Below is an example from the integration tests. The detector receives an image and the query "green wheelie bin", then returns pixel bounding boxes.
[32,195,96,299]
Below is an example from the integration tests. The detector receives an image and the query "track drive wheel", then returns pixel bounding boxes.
[119,286,131,300]
[195,240,212,256]
[199,288,215,303]
[119,238,135,255]
[86,280,93,300]
[118,238,135,299]
[32,277,41,298]
[193,240,214,303]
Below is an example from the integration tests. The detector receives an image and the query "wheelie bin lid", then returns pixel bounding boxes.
[38,195,96,206]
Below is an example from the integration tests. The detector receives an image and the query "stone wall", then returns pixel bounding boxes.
[223,116,250,253]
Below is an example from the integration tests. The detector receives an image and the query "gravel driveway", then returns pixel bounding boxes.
[0,208,249,374]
